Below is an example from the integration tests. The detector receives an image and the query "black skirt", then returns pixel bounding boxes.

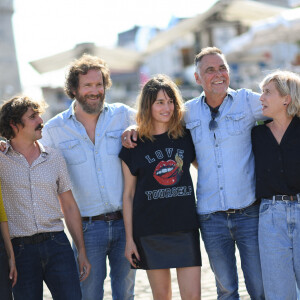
[133,229,202,270]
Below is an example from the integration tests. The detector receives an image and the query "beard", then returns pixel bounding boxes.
[75,91,105,114]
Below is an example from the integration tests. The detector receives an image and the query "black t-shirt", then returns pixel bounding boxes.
[251,116,300,199]
[119,129,198,238]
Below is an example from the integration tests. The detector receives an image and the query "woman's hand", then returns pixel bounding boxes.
[125,239,140,268]
[8,256,17,287]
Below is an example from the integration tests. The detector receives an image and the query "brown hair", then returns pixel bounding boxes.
[0,95,47,140]
[64,54,112,99]
[136,74,185,141]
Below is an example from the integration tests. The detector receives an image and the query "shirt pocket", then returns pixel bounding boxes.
[225,112,245,135]
[106,130,123,155]
[58,140,87,165]
[186,120,202,144]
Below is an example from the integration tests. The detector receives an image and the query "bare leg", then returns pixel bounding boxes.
[146,269,172,300]
[177,266,201,300]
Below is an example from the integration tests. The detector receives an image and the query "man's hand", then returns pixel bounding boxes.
[58,190,91,281]
[78,251,91,282]
[0,140,7,152]
[121,125,138,149]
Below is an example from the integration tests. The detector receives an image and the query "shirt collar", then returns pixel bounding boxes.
[199,88,235,102]
[67,100,109,119]
[5,140,48,157]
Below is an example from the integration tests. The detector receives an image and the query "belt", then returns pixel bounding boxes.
[82,211,122,222]
[224,199,260,214]
[268,194,299,201]
[225,208,244,214]
[12,231,62,245]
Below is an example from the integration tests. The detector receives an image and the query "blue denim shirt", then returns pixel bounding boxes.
[41,101,136,216]
[184,88,263,214]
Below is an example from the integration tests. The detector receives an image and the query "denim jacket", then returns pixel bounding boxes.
[184,88,263,214]
[41,101,136,216]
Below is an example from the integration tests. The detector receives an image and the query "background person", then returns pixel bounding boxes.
[252,70,300,300]
[0,182,17,300]
[119,74,201,300]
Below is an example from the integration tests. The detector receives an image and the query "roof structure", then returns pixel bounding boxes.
[30,0,285,74]
[30,43,142,74]
[144,0,285,54]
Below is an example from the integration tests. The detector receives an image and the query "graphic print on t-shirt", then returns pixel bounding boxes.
[153,153,183,186]
[141,140,193,202]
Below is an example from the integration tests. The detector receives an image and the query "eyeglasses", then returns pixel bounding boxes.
[209,111,219,131]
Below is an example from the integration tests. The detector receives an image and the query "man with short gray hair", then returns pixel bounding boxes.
[185,47,265,299]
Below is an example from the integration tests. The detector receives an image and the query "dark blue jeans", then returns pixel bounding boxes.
[0,232,13,300]
[12,231,81,300]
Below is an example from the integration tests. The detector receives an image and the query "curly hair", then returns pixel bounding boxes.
[136,74,185,141]
[0,95,47,140]
[64,54,112,99]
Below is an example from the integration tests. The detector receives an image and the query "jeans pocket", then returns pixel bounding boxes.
[198,213,211,222]
[82,222,89,233]
[243,204,259,218]
[13,243,24,259]
[259,203,271,216]
[52,232,70,246]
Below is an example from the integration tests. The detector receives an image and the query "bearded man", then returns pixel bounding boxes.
[41,54,136,300]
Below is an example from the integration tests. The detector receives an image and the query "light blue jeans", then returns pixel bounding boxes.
[259,198,300,300]
[73,219,136,300]
[199,203,264,300]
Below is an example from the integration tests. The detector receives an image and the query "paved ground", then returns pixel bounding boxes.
[43,168,250,299]
[43,241,249,299]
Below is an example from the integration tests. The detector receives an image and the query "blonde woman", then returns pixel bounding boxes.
[0,182,17,300]
[119,74,201,300]
[252,70,300,300]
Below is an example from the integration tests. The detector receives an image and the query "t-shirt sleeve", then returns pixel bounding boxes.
[185,128,196,162]
[119,146,138,176]
[0,182,7,222]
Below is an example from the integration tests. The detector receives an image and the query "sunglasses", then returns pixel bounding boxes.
[209,111,219,131]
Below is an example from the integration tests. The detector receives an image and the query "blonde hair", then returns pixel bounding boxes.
[136,74,185,141]
[260,70,300,117]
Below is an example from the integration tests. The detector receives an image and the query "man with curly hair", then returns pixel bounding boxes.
[41,54,136,299]
[0,96,91,300]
